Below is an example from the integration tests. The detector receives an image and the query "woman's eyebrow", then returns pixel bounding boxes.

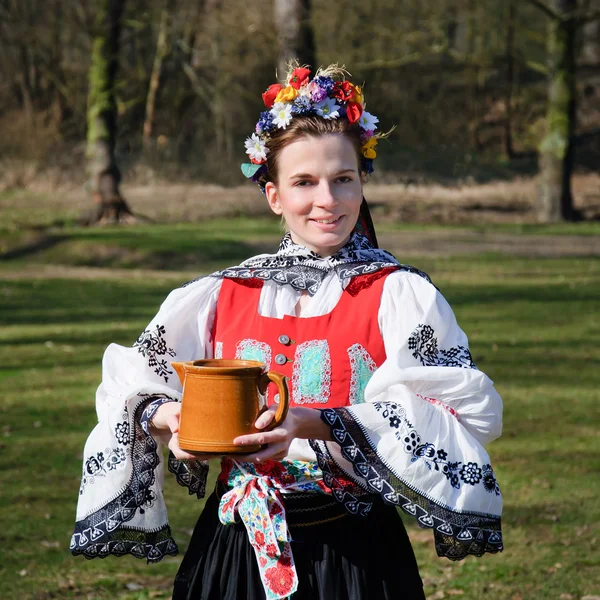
[289,168,357,180]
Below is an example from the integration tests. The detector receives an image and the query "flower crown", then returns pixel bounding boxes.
[241,63,383,192]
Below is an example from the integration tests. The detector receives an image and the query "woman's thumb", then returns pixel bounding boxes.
[167,413,180,434]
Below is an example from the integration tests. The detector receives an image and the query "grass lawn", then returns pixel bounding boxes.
[0,218,599,599]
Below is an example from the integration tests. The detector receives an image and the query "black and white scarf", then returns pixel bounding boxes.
[185,233,430,296]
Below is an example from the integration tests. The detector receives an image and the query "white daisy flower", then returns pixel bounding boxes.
[314,97,340,120]
[244,133,269,163]
[359,111,379,131]
[270,103,293,129]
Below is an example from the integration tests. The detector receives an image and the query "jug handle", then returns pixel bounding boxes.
[259,371,289,430]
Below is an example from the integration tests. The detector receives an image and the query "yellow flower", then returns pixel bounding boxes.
[361,137,377,159]
[351,84,364,106]
[274,85,299,104]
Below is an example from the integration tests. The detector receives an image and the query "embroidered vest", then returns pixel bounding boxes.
[212,268,396,408]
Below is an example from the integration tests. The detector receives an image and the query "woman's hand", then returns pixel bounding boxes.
[150,402,212,461]
[231,406,332,462]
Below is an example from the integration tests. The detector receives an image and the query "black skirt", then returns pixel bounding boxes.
[173,491,426,600]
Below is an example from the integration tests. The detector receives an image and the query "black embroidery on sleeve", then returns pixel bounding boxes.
[134,324,176,382]
[408,324,476,369]
[310,407,503,561]
[71,394,180,562]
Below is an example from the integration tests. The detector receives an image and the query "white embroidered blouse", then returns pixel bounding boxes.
[72,246,503,577]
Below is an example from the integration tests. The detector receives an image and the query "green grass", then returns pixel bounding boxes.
[1,219,599,599]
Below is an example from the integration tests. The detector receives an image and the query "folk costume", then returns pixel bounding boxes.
[71,64,503,600]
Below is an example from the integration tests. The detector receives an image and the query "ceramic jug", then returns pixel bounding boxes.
[172,359,289,454]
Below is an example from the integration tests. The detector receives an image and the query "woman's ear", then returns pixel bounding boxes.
[265,182,283,215]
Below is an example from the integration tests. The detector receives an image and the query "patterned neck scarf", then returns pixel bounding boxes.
[215,232,403,296]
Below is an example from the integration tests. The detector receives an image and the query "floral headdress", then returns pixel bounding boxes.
[241,63,385,192]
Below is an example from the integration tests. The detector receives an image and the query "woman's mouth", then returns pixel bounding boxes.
[311,216,342,225]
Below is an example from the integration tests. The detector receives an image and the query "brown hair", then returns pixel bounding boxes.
[263,116,363,186]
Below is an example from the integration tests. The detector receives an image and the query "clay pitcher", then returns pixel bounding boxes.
[172,359,289,454]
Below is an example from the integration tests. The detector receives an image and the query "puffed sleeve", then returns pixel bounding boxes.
[310,271,503,560]
[71,276,222,562]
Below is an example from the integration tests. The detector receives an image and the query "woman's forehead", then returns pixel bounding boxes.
[278,135,358,174]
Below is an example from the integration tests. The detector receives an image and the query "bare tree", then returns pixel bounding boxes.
[85,0,133,224]
[531,0,578,222]
[274,0,315,77]
[504,0,517,158]
[143,0,173,146]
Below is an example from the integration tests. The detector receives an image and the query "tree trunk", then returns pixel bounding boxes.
[536,0,578,222]
[274,0,315,78]
[581,19,600,64]
[504,0,516,159]
[85,0,133,224]
[143,0,172,146]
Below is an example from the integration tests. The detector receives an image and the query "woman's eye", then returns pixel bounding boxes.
[294,180,312,187]
[336,176,352,183]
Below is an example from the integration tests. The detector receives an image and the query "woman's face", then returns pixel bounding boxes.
[265,134,363,257]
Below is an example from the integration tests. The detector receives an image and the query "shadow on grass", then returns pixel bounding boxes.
[0,233,68,260]
[0,228,277,270]
[1,219,282,270]
[0,279,174,326]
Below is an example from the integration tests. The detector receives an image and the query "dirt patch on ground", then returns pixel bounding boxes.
[378,230,600,258]
[4,171,600,225]
[1,228,598,283]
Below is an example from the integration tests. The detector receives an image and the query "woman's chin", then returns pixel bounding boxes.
[305,232,352,256]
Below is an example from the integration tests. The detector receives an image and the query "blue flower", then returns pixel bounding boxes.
[291,95,314,115]
[361,158,374,174]
[313,76,335,94]
[256,110,275,134]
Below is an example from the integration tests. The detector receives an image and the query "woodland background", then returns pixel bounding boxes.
[0,0,599,224]
[1,2,599,600]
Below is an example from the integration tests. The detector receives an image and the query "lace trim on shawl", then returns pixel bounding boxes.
[71,393,179,563]
[181,233,432,297]
[168,453,208,499]
[141,399,209,499]
[310,408,503,561]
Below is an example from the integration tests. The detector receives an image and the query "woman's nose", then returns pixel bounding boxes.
[314,182,337,208]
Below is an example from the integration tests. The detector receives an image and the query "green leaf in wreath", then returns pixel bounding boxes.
[241,163,263,178]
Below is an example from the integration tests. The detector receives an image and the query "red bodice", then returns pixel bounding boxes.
[212,269,396,408]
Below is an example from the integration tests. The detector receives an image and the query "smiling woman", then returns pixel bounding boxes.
[72,62,504,600]
[265,133,363,256]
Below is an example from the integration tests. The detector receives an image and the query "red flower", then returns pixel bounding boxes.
[279,473,295,486]
[255,460,285,479]
[266,543,279,557]
[289,67,311,89]
[264,563,295,596]
[254,530,265,545]
[346,101,363,124]
[333,81,353,102]
[262,83,283,108]
[221,495,237,515]
[259,556,267,568]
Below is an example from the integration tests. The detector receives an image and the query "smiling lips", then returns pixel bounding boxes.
[311,216,342,225]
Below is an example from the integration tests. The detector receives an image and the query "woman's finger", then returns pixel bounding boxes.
[166,413,180,434]
[254,407,276,430]
[233,428,285,447]
[169,432,200,461]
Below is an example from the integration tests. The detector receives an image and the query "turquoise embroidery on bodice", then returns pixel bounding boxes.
[348,343,377,404]
[235,339,272,370]
[292,340,331,404]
